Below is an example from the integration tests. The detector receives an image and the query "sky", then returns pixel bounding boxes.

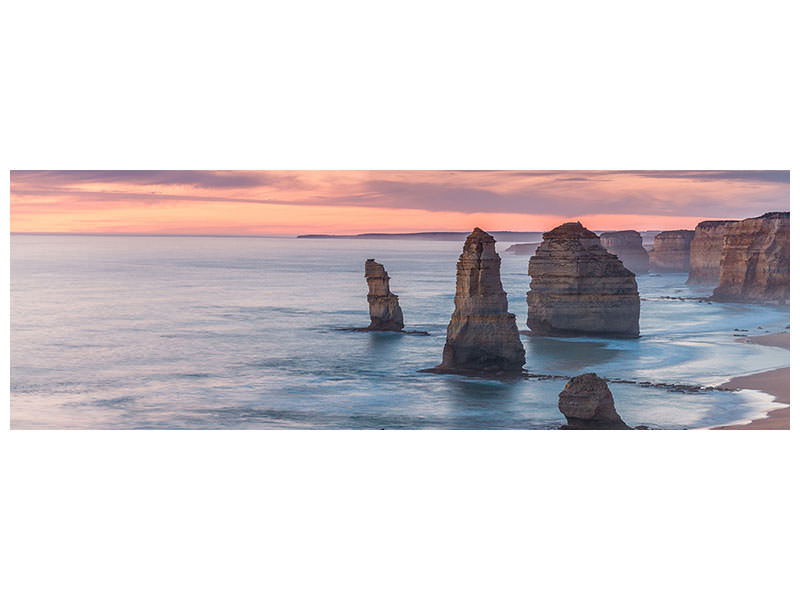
[9,170,790,235]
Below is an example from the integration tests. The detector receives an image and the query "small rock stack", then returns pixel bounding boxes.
[558,373,630,430]
[364,259,404,331]
[527,222,640,338]
[649,230,694,272]
[599,230,650,274]
[437,228,525,374]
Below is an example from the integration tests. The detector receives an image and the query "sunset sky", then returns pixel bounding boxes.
[10,170,790,235]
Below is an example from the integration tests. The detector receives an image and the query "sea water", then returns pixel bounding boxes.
[10,234,790,429]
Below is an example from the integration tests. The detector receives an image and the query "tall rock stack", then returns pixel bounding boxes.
[437,228,525,374]
[558,373,630,430]
[364,259,404,331]
[686,220,738,286]
[599,230,650,274]
[711,212,790,305]
[649,230,694,272]
[527,222,640,338]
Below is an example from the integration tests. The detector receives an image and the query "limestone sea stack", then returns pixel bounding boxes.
[364,259,404,331]
[558,373,630,430]
[686,220,738,286]
[649,230,694,272]
[640,231,659,252]
[437,228,525,374]
[527,222,639,338]
[599,230,650,274]
[711,212,790,305]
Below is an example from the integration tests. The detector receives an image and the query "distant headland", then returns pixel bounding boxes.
[297,231,544,241]
[297,230,665,244]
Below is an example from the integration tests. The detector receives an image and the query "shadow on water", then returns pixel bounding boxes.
[442,377,519,410]
[522,336,624,372]
[366,330,407,352]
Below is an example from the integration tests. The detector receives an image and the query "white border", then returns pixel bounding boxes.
[2,2,796,599]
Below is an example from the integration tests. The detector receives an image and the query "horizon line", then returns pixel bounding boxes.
[10,227,675,238]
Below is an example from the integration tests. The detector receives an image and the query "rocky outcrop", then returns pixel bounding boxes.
[526,222,640,338]
[686,220,738,286]
[505,242,540,256]
[711,212,789,305]
[558,373,630,429]
[436,228,525,374]
[599,230,650,274]
[649,230,694,272]
[364,259,404,331]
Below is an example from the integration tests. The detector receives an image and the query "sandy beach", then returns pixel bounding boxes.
[714,332,789,430]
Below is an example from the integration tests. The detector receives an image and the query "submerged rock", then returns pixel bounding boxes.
[599,230,650,274]
[558,373,630,430]
[711,212,789,305]
[527,222,640,338]
[364,259,404,331]
[436,228,525,374]
[687,220,738,286]
[649,230,694,272]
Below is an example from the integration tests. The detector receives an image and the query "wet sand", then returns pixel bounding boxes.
[715,332,789,430]
[734,331,790,350]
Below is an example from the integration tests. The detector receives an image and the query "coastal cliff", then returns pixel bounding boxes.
[526,222,640,337]
[436,228,525,374]
[649,230,694,272]
[711,212,789,304]
[599,230,650,274]
[686,220,738,286]
[505,242,540,256]
[364,259,404,331]
[558,373,630,429]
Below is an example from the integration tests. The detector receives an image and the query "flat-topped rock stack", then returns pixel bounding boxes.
[526,222,640,338]
[435,228,525,374]
[364,259,404,331]
[599,230,650,274]
[558,373,630,430]
[686,220,738,286]
[649,230,694,272]
[711,212,790,305]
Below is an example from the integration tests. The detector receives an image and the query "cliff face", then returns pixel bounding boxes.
[686,220,738,286]
[711,212,789,305]
[364,259,404,331]
[649,230,694,272]
[599,230,650,274]
[527,222,640,338]
[437,228,525,374]
[558,373,630,429]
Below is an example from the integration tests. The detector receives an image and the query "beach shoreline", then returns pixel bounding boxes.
[713,332,789,430]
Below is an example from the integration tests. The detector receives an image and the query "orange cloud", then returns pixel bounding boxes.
[10,170,788,234]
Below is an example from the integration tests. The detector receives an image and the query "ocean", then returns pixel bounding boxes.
[10,234,790,429]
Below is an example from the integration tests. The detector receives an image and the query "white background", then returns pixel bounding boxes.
[1,1,797,599]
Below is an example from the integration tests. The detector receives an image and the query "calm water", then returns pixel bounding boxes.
[10,234,790,429]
